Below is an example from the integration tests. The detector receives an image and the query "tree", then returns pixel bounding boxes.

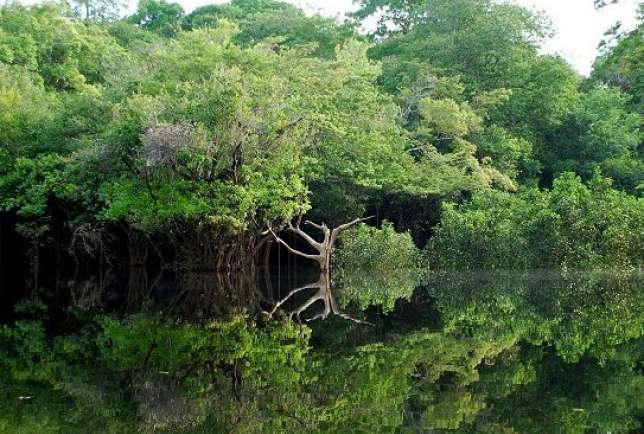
[594,0,621,9]
[264,271,373,325]
[591,8,643,112]
[488,55,581,151]
[355,0,550,93]
[69,0,126,23]
[0,3,130,89]
[351,0,639,194]
[426,172,644,270]
[268,215,373,272]
[333,222,421,312]
[233,7,360,59]
[550,87,642,191]
[129,0,184,37]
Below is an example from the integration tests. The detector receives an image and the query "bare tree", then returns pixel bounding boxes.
[268,215,373,272]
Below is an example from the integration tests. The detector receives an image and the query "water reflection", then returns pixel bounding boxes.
[8,268,644,433]
[264,272,374,325]
[70,266,385,325]
[70,266,271,318]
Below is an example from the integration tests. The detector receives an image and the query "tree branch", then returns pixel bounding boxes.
[330,216,374,245]
[290,289,326,320]
[304,220,326,231]
[287,218,323,250]
[329,292,374,326]
[268,228,320,261]
[335,313,375,326]
[267,282,317,317]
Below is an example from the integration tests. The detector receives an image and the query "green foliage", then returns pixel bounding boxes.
[1,1,644,431]
[0,320,53,382]
[358,0,549,93]
[1,3,490,241]
[335,222,420,273]
[129,0,185,37]
[355,0,643,196]
[430,271,644,362]
[234,9,359,59]
[0,313,311,432]
[549,87,642,191]
[0,4,128,89]
[68,0,127,23]
[97,314,309,379]
[427,172,644,270]
[93,31,413,231]
[1,270,643,432]
[2,0,641,250]
[334,222,422,311]
[489,55,581,151]
[353,0,554,190]
[183,0,361,59]
[592,13,643,111]
[0,0,555,248]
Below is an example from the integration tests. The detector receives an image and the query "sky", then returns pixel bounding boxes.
[176,0,641,76]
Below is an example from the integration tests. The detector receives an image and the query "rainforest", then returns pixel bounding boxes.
[0,0,643,432]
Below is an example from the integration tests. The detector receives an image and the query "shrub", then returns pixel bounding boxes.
[334,222,422,311]
[426,172,644,270]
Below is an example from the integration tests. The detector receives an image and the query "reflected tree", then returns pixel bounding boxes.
[264,271,373,326]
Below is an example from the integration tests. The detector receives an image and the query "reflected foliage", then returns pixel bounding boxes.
[1,0,644,432]
[1,271,642,432]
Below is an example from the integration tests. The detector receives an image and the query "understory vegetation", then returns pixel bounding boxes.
[427,172,644,270]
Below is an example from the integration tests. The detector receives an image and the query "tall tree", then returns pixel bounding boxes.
[129,0,184,37]
[69,0,126,23]
[591,3,643,112]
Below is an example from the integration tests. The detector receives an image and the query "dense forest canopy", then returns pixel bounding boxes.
[0,0,642,269]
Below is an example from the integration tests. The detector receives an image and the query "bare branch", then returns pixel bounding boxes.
[266,273,374,326]
[268,227,319,261]
[267,283,317,317]
[286,222,323,251]
[290,288,327,320]
[335,313,375,326]
[306,311,330,322]
[329,292,374,326]
[304,220,325,231]
[330,216,374,245]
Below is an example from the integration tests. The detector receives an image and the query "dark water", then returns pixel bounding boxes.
[2,267,643,433]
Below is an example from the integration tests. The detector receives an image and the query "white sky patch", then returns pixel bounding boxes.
[512,0,641,75]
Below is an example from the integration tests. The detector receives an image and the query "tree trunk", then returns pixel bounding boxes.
[268,215,372,272]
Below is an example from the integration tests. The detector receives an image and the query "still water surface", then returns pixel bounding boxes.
[4,268,644,433]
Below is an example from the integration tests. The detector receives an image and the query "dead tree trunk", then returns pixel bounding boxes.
[268,215,372,272]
